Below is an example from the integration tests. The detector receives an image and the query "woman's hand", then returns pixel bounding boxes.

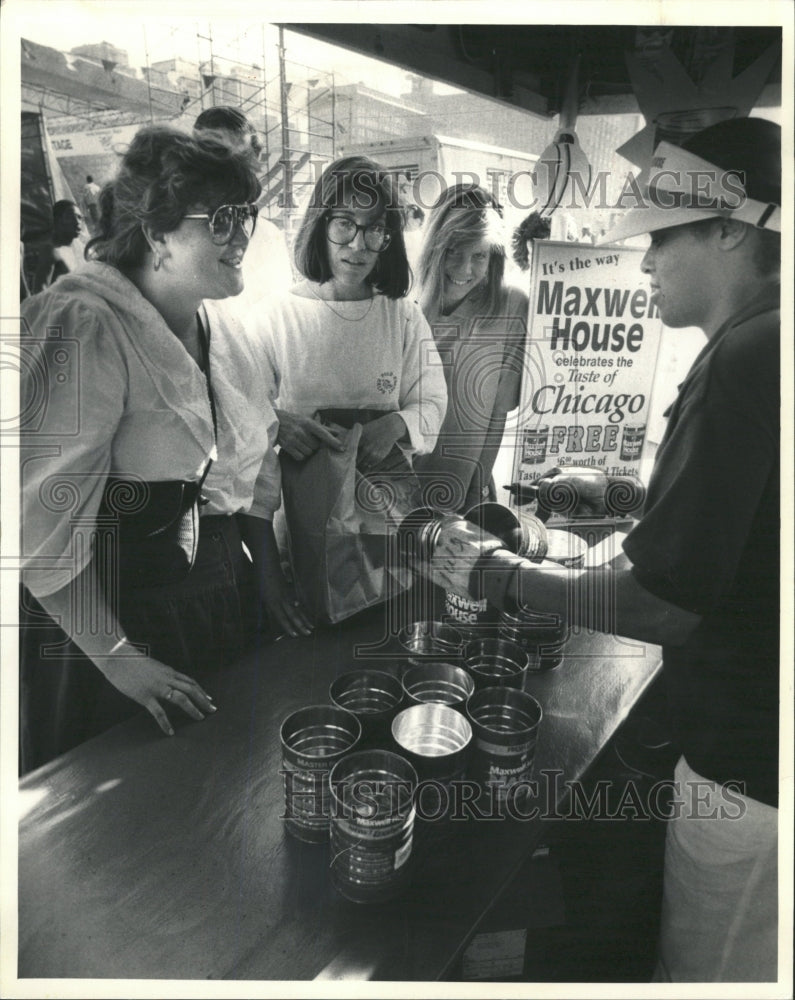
[276,409,345,460]
[357,413,407,469]
[236,514,313,639]
[260,563,314,638]
[32,578,216,738]
[95,649,217,737]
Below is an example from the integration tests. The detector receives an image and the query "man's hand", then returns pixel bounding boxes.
[357,413,407,469]
[537,466,608,518]
[276,410,345,460]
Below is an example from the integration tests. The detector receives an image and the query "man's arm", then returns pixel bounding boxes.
[430,522,700,647]
[487,559,700,646]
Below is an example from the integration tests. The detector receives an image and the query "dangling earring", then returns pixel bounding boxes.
[153,250,162,272]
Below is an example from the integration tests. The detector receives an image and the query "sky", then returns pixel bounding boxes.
[11,3,436,97]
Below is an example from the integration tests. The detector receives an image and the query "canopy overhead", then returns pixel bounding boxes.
[287,24,782,120]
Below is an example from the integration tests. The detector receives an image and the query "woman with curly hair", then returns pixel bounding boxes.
[414,184,529,513]
[19,125,276,771]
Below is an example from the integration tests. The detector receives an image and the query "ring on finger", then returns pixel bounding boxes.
[165,686,175,701]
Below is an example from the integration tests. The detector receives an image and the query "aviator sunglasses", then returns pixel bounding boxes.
[183,203,259,245]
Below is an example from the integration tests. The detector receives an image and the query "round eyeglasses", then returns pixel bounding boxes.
[326,215,392,253]
[183,204,258,245]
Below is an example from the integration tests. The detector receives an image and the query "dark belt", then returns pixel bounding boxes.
[99,477,203,588]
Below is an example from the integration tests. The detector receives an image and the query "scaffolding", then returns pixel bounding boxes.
[22,24,338,229]
[191,23,336,226]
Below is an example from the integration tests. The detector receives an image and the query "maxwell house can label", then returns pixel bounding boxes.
[620,423,646,462]
[521,426,549,465]
[445,589,496,636]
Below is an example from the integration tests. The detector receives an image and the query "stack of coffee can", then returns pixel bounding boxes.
[443,502,548,640]
[498,607,569,671]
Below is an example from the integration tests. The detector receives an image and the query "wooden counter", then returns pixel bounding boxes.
[18,601,660,982]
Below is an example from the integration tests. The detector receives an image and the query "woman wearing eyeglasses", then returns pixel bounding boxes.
[19,125,275,772]
[258,156,446,468]
[413,183,530,513]
[245,155,447,624]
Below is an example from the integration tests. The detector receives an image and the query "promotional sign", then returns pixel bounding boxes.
[511,240,663,485]
[47,122,141,158]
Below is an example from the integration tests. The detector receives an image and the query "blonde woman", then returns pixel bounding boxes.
[414,184,529,513]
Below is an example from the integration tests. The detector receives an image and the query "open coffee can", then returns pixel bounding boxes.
[464,637,531,690]
[391,703,472,782]
[397,620,464,665]
[466,687,543,805]
[329,670,404,742]
[401,661,475,708]
[391,702,472,824]
[280,705,361,843]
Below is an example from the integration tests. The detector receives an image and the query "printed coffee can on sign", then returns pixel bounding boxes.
[619,423,646,462]
[522,426,549,465]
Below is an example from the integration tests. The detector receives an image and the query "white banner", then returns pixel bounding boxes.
[512,240,664,484]
[48,123,141,158]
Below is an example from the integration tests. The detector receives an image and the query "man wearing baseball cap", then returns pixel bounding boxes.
[430,116,781,981]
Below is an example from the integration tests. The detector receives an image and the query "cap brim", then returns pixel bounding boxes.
[597,204,723,245]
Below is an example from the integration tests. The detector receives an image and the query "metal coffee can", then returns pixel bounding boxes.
[443,588,498,640]
[497,607,569,670]
[329,749,418,904]
[463,637,531,690]
[397,620,465,665]
[466,686,543,804]
[280,705,361,843]
[329,670,404,744]
[395,506,444,567]
[443,503,549,638]
[465,502,548,563]
[619,423,646,462]
[391,703,473,785]
[401,661,475,708]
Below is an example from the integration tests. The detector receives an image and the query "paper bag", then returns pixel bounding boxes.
[279,423,422,624]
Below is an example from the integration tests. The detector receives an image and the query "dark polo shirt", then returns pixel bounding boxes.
[624,284,780,806]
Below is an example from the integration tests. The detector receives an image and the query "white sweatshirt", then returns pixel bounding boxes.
[248,290,448,457]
